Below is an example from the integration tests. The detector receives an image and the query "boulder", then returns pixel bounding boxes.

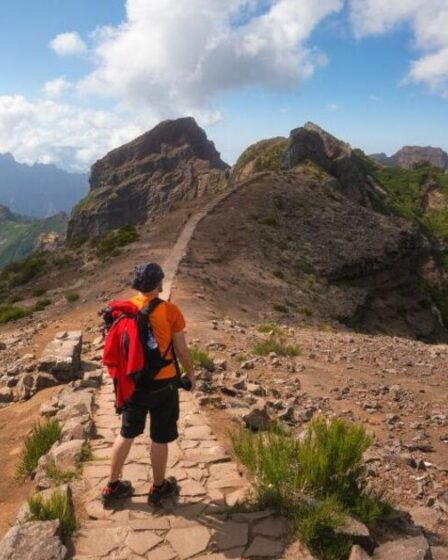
[38,331,82,382]
[55,388,93,422]
[34,372,58,391]
[79,369,103,389]
[0,386,13,403]
[349,545,371,560]
[335,516,374,554]
[61,417,92,442]
[372,536,430,559]
[0,520,67,560]
[48,439,84,472]
[243,403,271,431]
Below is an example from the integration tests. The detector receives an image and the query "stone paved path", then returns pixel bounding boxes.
[73,376,289,559]
[72,185,290,559]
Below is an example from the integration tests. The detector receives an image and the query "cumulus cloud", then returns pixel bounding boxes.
[79,0,343,114]
[349,0,448,96]
[42,76,72,98]
[0,95,143,171]
[50,32,87,56]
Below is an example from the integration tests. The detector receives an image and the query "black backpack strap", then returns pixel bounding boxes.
[140,297,164,318]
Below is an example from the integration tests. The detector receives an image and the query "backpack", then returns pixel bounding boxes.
[101,298,176,411]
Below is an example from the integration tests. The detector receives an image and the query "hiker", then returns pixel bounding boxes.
[101,262,196,506]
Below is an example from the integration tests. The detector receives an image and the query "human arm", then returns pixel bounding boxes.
[172,330,196,391]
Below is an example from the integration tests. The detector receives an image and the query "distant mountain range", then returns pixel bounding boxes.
[0,205,67,267]
[0,153,88,218]
[370,146,448,171]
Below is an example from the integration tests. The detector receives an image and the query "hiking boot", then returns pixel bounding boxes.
[148,477,179,504]
[101,480,134,506]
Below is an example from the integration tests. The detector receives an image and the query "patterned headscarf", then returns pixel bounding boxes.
[131,263,165,292]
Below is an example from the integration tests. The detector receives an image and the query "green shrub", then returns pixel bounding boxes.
[16,420,62,478]
[65,292,80,303]
[273,270,284,279]
[33,298,51,311]
[28,490,77,538]
[273,303,289,314]
[231,418,389,559]
[0,304,31,323]
[257,323,289,337]
[294,258,315,275]
[253,337,300,357]
[0,254,46,286]
[190,346,214,370]
[259,214,278,227]
[95,225,139,257]
[32,287,47,297]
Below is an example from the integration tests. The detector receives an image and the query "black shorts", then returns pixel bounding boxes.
[120,380,179,443]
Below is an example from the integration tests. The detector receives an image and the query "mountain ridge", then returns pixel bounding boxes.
[0,153,88,218]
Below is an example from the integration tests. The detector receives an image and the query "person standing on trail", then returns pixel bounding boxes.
[101,262,196,506]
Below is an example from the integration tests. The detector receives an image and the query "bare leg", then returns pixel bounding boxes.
[151,441,168,486]
[109,435,134,482]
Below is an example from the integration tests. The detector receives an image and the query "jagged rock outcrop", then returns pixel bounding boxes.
[67,117,229,239]
[392,146,448,171]
[283,122,379,207]
[371,146,448,171]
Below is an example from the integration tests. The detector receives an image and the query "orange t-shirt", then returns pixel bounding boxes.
[130,295,186,380]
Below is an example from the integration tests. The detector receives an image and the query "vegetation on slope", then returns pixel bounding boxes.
[233,138,287,179]
[232,418,394,559]
[0,211,67,268]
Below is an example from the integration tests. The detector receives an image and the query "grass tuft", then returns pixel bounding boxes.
[65,292,80,303]
[253,337,300,357]
[190,346,214,371]
[231,418,391,559]
[0,304,31,323]
[27,490,77,538]
[16,419,62,478]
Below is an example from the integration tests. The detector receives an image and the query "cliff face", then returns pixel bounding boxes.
[67,117,229,239]
[370,146,448,171]
[392,146,448,170]
[283,122,380,208]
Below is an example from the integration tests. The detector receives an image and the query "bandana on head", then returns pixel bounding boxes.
[131,263,165,292]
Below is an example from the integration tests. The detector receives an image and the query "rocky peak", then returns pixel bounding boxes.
[391,146,448,171]
[283,122,377,207]
[67,117,229,240]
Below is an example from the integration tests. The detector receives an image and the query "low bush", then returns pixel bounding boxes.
[0,304,31,323]
[95,225,139,257]
[16,419,62,478]
[231,418,392,559]
[253,337,300,357]
[273,303,289,313]
[33,298,51,311]
[259,214,278,227]
[190,346,214,371]
[65,292,80,303]
[28,490,77,538]
[257,323,289,337]
[0,254,46,286]
[32,287,47,297]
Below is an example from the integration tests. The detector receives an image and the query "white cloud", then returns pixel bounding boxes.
[326,103,339,110]
[79,0,343,115]
[42,76,72,98]
[50,32,87,56]
[349,0,448,96]
[0,95,143,171]
[369,94,381,101]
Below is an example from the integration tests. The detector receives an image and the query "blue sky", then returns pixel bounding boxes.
[0,0,447,170]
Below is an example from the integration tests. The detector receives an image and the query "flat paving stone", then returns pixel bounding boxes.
[166,525,211,559]
[148,545,178,560]
[195,549,245,560]
[184,446,230,464]
[180,479,207,497]
[184,425,213,439]
[125,530,163,555]
[76,526,128,556]
[253,516,288,538]
[214,521,249,551]
[244,536,284,558]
